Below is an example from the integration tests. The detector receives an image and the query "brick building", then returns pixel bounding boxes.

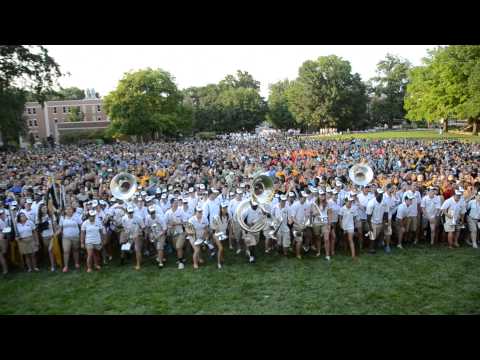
[23,97,110,142]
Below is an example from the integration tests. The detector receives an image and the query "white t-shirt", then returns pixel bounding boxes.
[339,205,357,231]
[16,220,35,239]
[356,192,373,220]
[60,215,81,238]
[81,220,102,245]
[188,215,209,239]
[396,203,410,220]
[290,201,311,225]
[272,204,291,232]
[467,199,480,220]
[366,198,389,224]
[441,197,465,224]
[421,195,442,219]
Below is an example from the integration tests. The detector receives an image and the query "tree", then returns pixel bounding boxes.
[405,46,480,133]
[266,79,297,129]
[0,45,62,143]
[103,68,189,140]
[67,106,84,122]
[369,54,411,128]
[219,70,260,91]
[286,55,368,131]
[25,86,85,101]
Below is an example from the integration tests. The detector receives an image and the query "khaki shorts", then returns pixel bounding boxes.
[171,233,185,250]
[231,221,242,240]
[42,235,53,251]
[153,234,166,251]
[443,221,456,233]
[355,220,368,234]
[371,223,384,240]
[312,224,330,237]
[0,237,8,254]
[18,236,34,255]
[408,216,417,232]
[243,231,259,246]
[86,243,102,251]
[276,230,291,248]
[63,236,80,253]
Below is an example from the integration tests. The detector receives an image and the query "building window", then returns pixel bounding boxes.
[32,108,36,114]
[68,107,72,113]
[97,105,101,112]
[53,107,57,113]
[34,120,38,127]
[63,107,67,113]
[27,108,31,114]
[54,118,58,123]
[35,134,39,139]
[98,117,102,121]
[29,120,33,127]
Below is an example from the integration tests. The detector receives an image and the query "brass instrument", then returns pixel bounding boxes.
[349,163,374,186]
[110,172,137,201]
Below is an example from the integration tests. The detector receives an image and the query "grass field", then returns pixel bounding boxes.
[1,243,479,315]
[305,130,480,143]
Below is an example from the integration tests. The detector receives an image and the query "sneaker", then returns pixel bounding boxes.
[50,267,56,272]
[178,262,185,270]
[397,244,403,249]
[384,245,391,254]
[236,249,242,255]
[325,256,331,261]
[210,251,217,258]
[158,262,164,268]
[473,243,478,249]
[315,252,321,257]
[86,268,92,273]
[217,263,223,269]
[34,267,40,272]
[296,255,302,260]
[303,246,309,253]
[249,256,255,263]
[368,249,376,254]
[265,248,271,254]
[62,266,69,273]
[466,239,472,246]
[246,249,250,257]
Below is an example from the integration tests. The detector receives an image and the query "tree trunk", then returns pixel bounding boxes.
[473,119,479,136]
[443,118,449,133]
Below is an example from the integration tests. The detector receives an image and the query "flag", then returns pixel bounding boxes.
[51,234,63,268]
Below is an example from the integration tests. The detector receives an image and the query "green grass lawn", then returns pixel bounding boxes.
[1,244,479,315]
[304,130,480,143]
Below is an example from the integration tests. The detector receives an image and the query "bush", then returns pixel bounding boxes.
[59,129,113,145]
[196,131,216,140]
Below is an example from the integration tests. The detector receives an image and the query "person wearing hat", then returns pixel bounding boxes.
[120,206,145,270]
[211,202,230,269]
[144,205,168,268]
[396,192,416,249]
[287,191,296,208]
[311,189,332,259]
[15,212,38,272]
[164,198,187,270]
[242,199,264,263]
[80,210,103,273]
[355,185,373,250]
[187,187,198,214]
[420,187,442,245]
[466,191,480,249]
[187,206,210,269]
[441,190,466,248]
[0,209,10,275]
[366,188,389,254]
[228,189,244,253]
[338,196,358,259]
[272,194,292,256]
[58,206,82,272]
[290,191,312,259]
[327,189,341,255]
[159,192,171,214]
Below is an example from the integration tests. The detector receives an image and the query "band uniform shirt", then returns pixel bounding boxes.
[440,197,466,224]
[272,204,291,233]
[396,203,410,221]
[467,199,480,220]
[59,215,81,238]
[366,198,389,224]
[16,220,35,239]
[327,198,340,223]
[228,198,242,220]
[402,191,421,217]
[188,215,209,240]
[421,195,442,220]
[339,205,357,231]
[243,206,263,227]
[165,207,184,234]
[290,201,311,226]
[121,214,144,237]
[144,213,167,236]
[356,192,373,221]
[81,220,102,245]
[383,193,400,218]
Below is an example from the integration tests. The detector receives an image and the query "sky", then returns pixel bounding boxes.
[44,45,436,99]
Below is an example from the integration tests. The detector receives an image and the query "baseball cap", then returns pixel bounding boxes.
[318,189,326,195]
[332,189,338,195]
[182,198,189,204]
[141,191,147,197]
[199,184,205,190]
[326,187,332,193]
[188,187,194,193]
[91,200,99,207]
[161,193,167,199]
[376,189,384,194]
[229,192,235,197]
[148,205,156,213]
[26,198,33,204]
[211,188,219,194]
[301,191,308,198]
[280,194,287,201]
[0,209,4,215]
[335,181,342,187]
[127,206,134,213]
[250,200,259,206]
[155,188,162,194]
[454,190,462,196]
[236,188,243,194]
[195,206,203,212]
[88,210,96,216]
[288,192,295,197]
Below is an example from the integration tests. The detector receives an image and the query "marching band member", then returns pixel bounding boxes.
[366,188,389,254]
[311,190,332,259]
[421,187,442,245]
[0,210,9,275]
[228,188,244,253]
[242,199,264,263]
[58,206,82,272]
[327,189,340,255]
[466,191,480,249]
[211,202,229,269]
[441,190,466,249]
[165,198,187,269]
[396,192,416,249]
[272,194,292,256]
[36,203,58,272]
[120,206,145,270]
[16,212,38,272]
[187,206,209,269]
[339,196,357,259]
[290,191,311,260]
[144,205,167,268]
[80,210,103,273]
[356,185,373,249]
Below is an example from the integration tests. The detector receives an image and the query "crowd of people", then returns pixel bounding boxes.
[1,131,480,276]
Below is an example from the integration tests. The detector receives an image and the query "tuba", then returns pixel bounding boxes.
[235,170,275,233]
[349,163,374,186]
[110,172,137,201]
